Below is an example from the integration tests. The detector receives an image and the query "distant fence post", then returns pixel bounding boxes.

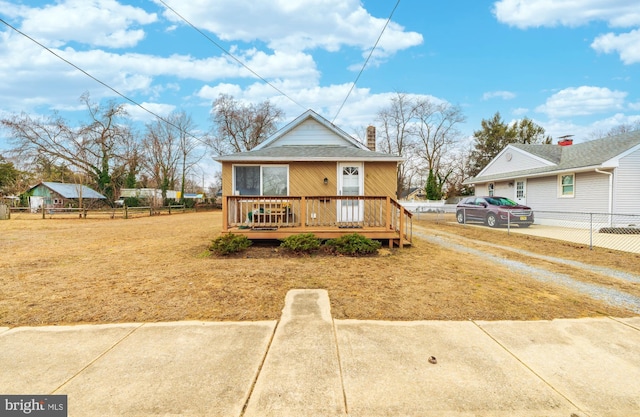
[124,205,128,219]
[589,213,593,250]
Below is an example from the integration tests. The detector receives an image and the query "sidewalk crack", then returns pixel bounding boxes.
[239,319,279,417]
[50,323,144,395]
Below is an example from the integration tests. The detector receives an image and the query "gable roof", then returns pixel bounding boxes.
[215,109,402,162]
[30,182,106,199]
[466,130,640,184]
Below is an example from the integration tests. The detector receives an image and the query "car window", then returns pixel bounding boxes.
[497,197,517,206]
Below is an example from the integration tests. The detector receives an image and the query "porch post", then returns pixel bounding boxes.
[398,204,405,249]
[222,196,229,232]
[385,196,391,230]
[300,197,306,230]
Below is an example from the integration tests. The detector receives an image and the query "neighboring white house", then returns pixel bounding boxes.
[463,131,640,215]
[119,188,179,205]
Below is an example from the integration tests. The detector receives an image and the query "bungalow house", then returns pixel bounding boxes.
[26,181,106,212]
[400,187,426,201]
[215,109,413,247]
[464,131,640,216]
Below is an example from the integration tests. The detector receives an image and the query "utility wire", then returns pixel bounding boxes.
[0,17,209,146]
[332,0,401,123]
[156,0,306,111]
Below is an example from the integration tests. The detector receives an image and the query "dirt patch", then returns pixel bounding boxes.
[0,211,636,327]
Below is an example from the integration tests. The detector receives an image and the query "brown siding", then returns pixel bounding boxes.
[365,161,397,196]
[289,161,336,195]
[222,160,398,197]
[221,163,233,196]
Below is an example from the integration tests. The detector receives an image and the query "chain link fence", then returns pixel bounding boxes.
[408,204,640,254]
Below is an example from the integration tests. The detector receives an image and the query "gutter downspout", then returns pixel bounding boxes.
[595,168,613,226]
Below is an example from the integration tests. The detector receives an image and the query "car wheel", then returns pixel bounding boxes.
[486,213,498,227]
[456,211,465,224]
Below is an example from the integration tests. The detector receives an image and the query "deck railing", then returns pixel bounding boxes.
[223,195,412,238]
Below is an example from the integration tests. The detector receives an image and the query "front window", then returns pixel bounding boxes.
[233,165,288,196]
[559,174,574,197]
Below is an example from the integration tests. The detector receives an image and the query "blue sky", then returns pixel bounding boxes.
[1,0,639,180]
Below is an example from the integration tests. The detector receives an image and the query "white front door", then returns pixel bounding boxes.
[515,179,526,205]
[337,162,364,223]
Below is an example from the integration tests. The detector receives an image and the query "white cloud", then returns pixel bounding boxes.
[156,0,423,59]
[3,0,157,49]
[482,91,516,100]
[493,0,640,65]
[123,102,176,122]
[492,0,640,29]
[591,29,640,64]
[512,107,529,116]
[535,86,627,118]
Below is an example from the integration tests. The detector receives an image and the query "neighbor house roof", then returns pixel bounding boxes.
[465,131,640,184]
[30,182,106,199]
[215,109,403,163]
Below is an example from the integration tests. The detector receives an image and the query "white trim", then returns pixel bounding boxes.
[232,163,289,196]
[475,144,556,178]
[219,155,401,162]
[337,162,364,196]
[466,163,608,185]
[557,173,575,198]
[601,142,640,168]
[337,162,364,222]
[253,109,369,151]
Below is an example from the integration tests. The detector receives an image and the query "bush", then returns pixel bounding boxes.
[280,233,321,254]
[124,196,141,207]
[209,233,252,256]
[324,233,381,256]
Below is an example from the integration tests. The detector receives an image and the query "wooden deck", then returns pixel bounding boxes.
[221,195,412,247]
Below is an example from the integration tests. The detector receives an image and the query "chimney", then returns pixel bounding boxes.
[558,135,574,146]
[366,125,376,151]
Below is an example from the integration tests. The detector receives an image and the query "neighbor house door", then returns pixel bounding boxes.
[515,179,526,205]
[337,162,364,223]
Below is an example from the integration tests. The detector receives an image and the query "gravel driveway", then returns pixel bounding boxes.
[414,226,640,314]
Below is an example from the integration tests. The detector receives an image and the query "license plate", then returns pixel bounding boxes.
[520,216,527,220]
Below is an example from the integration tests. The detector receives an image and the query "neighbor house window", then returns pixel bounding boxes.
[233,165,288,196]
[559,174,574,197]
[488,183,494,196]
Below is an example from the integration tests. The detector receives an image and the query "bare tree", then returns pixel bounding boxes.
[376,92,419,199]
[208,94,284,155]
[414,99,465,175]
[173,111,204,203]
[589,120,640,140]
[142,117,180,201]
[2,93,133,203]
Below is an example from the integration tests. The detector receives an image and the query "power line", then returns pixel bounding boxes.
[0,17,209,146]
[332,0,401,123]
[156,0,306,111]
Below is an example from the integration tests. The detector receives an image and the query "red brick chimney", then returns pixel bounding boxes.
[366,126,376,151]
[558,135,574,146]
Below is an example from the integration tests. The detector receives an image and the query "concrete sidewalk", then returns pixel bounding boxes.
[1,289,639,417]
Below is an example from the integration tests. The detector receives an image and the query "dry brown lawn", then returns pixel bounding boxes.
[1,211,637,327]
